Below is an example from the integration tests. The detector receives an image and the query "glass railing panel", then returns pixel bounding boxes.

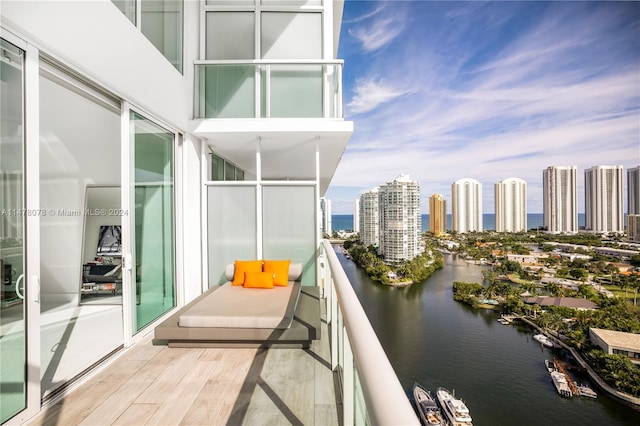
[199,65,255,118]
[268,64,323,118]
[195,62,343,119]
[261,0,323,5]
[354,369,370,426]
[327,64,342,119]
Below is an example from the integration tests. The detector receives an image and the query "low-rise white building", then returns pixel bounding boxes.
[589,328,640,365]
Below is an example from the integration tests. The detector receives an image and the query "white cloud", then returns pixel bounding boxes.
[331,2,640,214]
[346,78,412,115]
[348,12,406,52]
[342,4,387,25]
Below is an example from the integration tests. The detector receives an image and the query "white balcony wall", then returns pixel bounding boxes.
[206,12,254,60]
[1,0,191,129]
[261,12,322,59]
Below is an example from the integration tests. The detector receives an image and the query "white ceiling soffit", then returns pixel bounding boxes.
[190,118,353,194]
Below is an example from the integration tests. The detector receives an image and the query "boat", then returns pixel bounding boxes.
[436,387,472,426]
[413,383,445,426]
[550,370,573,398]
[544,359,556,373]
[533,333,555,348]
[577,384,597,398]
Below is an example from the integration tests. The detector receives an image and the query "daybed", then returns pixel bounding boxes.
[154,261,320,348]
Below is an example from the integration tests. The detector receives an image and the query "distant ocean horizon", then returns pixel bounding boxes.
[331,213,587,232]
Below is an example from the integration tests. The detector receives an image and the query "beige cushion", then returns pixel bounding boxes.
[178,283,300,329]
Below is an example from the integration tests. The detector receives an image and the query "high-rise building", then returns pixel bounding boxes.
[353,198,360,232]
[429,194,447,236]
[320,197,332,237]
[585,165,624,233]
[628,166,640,215]
[359,188,380,248]
[543,166,578,233]
[0,2,356,423]
[628,215,640,242]
[378,175,422,264]
[495,178,527,232]
[451,178,482,233]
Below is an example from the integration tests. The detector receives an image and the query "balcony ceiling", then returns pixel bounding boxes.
[190,118,353,195]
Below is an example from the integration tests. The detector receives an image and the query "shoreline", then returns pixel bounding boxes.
[517,315,640,408]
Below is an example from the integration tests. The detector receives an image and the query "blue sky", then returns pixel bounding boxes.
[326,0,640,214]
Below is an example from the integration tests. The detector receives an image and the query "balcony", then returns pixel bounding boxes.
[29,240,417,425]
[194,61,343,119]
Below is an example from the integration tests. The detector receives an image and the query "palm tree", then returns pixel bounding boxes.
[629,274,640,306]
[532,303,541,319]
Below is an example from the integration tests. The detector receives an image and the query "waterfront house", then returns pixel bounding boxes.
[589,328,640,365]
[523,296,598,310]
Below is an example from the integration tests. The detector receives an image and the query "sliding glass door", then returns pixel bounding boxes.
[0,37,26,424]
[130,112,175,331]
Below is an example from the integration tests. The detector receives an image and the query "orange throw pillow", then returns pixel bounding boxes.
[243,271,274,289]
[263,260,290,287]
[232,260,262,286]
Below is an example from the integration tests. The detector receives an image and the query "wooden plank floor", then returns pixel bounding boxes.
[28,319,341,425]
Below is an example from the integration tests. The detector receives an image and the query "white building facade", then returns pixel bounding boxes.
[359,188,379,248]
[585,165,624,233]
[495,177,527,232]
[0,1,352,423]
[543,166,578,233]
[353,198,360,233]
[451,178,482,233]
[377,175,421,264]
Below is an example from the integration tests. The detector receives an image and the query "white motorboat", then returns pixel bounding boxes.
[436,387,472,426]
[533,333,555,348]
[544,359,556,373]
[550,370,573,398]
[577,384,597,398]
[413,383,445,426]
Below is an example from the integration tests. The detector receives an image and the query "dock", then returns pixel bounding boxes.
[554,359,579,396]
[497,314,518,324]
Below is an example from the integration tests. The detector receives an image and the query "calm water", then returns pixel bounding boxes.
[332,213,587,232]
[335,248,640,426]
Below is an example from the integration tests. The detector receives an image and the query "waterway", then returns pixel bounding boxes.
[335,248,640,425]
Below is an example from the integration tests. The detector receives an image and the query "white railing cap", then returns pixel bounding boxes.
[322,240,419,425]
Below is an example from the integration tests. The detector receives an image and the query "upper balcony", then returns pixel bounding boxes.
[194,60,343,119]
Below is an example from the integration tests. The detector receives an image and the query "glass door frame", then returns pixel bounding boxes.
[0,28,42,425]
[120,102,182,345]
